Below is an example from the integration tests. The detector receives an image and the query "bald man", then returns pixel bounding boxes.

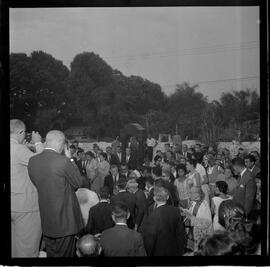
[28,130,90,257]
[76,234,102,257]
[10,119,44,257]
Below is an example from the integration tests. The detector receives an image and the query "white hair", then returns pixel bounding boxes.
[10,119,25,134]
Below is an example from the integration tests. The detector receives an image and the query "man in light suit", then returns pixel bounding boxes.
[244,154,260,179]
[28,130,90,257]
[10,119,44,257]
[232,157,257,219]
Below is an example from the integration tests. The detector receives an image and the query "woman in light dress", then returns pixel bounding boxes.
[174,164,190,209]
[94,152,110,195]
[211,181,232,231]
[85,151,98,186]
[185,158,201,189]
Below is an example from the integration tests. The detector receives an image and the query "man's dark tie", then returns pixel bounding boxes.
[113,175,116,183]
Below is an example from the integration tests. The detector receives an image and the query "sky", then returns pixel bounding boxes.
[9,7,260,101]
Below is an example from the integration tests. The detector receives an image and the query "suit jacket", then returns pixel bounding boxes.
[85,201,115,235]
[100,224,146,256]
[146,187,155,214]
[106,153,117,165]
[76,159,87,177]
[140,204,186,256]
[110,191,136,229]
[112,152,123,167]
[250,165,260,179]
[10,138,43,212]
[233,169,257,217]
[134,189,147,230]
[28,149,90,238]
[123,154,138,170]
[103,173,120,196]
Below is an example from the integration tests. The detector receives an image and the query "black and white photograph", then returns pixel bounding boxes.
[1,0,268,262]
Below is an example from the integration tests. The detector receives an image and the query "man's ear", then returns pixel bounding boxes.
[112,214,116,223]
[76,249,80,257]
[126,211,130,220]
[98,245,102,255]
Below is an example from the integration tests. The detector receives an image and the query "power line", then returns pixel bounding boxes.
[102,41,259,61]
[161,75,260,88]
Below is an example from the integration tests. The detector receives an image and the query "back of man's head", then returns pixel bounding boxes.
[116,177,127,190]
[99,186,110,200]
[112,202,130,221]
[153,186,169,203]
[10,119,25,134]
[45,130,65,153]
[76,234,101,257]
[152,166,162,179]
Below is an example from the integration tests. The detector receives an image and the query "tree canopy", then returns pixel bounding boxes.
[10,50,260,143]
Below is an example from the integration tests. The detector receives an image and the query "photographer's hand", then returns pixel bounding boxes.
[31,131,42,144]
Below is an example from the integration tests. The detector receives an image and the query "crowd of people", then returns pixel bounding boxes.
[10,119,261,258]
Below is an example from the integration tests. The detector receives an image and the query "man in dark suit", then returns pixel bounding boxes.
[112,145,123,167]
[232,157,257,219]
[126,177,147,231]
[75,148,87,177]
[28,130,90,257]
[103,165,120,196]
[244,154,260,179]
[110,178,136,229]
[124,147,138,170]
[140,186,186,256]
[100,202,146,256]
[85,187,114,235]
[145,176,155,215]
[180,144,191,159]
[106,146,117,166]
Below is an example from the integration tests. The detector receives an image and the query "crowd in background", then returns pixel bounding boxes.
[10,119,261,258]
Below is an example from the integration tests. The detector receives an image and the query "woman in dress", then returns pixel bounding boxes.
[185,158,201,189]
[94,152,110,194]
[85,151,98,186]
[211,181,232,231]
[174,164,190,208]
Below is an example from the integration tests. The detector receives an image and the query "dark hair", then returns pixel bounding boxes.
[145,175,154,185]
[73,140,78,144]
[196,231,242,256]
[100,152,107,160]
[244,154,256,164]
[186,158,197,168]
[176,164,187,174]
[112,202,129,219]
[77,148,84,153]
[116,177,127,190]
[250,150,260,158]
[85,151,95,158]
[110,164,118,170]
[99,186,110,199]
[154,178,165,188]
[152,166,162,177]
[69,144,76,149]
[215,181,228,194]
[218,200,245,230]
[231,157,245,167]
[154,155,162,162]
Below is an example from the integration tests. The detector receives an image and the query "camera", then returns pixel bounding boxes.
[25,132,32,143]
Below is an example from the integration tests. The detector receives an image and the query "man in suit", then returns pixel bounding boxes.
[145,176,155,215]
[76,148,87,177]
[112,145,123,167]
[103,165,120,196]
[110,178,137,229]
[232,157,257,219]
[124,147,138,170]
[28,130,90,257]
[85,187,115,235]
[120,163,130,179]
[140,186,186,256]
[100,202,146,256]
[126,178,147,231]
[10,119,44,257]
[180,144,190,159]
[106,146,117,165]
[244,154,260,179]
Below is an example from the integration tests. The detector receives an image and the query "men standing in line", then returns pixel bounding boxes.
[28,130,90,257]
[10,119,44,257]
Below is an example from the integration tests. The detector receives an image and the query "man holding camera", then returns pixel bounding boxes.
[10,119,44,257]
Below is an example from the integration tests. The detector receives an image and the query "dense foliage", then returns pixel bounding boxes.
[10,51,260,143]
